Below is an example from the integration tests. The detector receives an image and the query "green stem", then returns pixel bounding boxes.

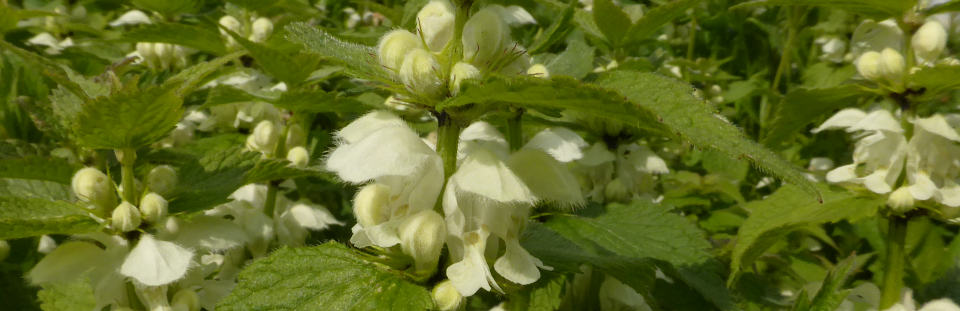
[263,182,278,218]
[117,148,137,204]
[686,15,697,62]
[880,216,908,309]
[763,7,801,131]
[436,112,461,180]
[506,110,523,151]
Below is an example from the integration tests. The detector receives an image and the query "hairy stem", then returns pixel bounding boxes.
[506,110,524,151]
[117,148,137,204]
[436,112,461,180]
[263,182,278,218]
[880,216,908,309]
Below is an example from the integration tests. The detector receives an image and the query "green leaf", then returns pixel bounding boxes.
[731,0,917,19]
[729,185,883,282]
[505,273,566,311]
[0,179,73,201]
[162,52,244,95]
[0,156,77,184]
[122,23,226,54]
[69,83,182,150]
[272,89,370,114]
[596,71,821,199]
[168,147,258,214]
[528,0,577,54]
[202,85,268,109]
[624,0,698,44]
[909,65,960,101]
[803,254,858,311]
[131,0,197,16]
[218,242,433,311]
[545,33,595,80]
[285,23,392,83]
[925,0,960,14]
[593,0,633,46]
[0,196,100,240]
[37,277,97,311]
[224,29,320,85]
[763,84,867,147]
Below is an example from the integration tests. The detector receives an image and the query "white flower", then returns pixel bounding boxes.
[169,216,248,251]
[112,201,142,232]
[26,32,73,54]
[377,30,421,71]
[912,20,948,65]
[493,5,537,26]
[599,275,652,311]
[171,288,200,311]
[146,165,178,197]
[37,235,57,254]
[275,201,342,246]
[72,167,116,212]
[249,17,274,43]
[462,7,510,68]
[109,10,152,27]
[120,234,194,286]
[432,280,463,311]
[286,146,310,167]
[816,36,847,63]
[398,210,446,272]
[416,0,456,52]
[450,62,481,96]
[140,193,168,223]
[399,49,445,98]
[246,120,280,156]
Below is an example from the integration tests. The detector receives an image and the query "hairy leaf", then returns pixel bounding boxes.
[285,23,392,83]
[763,84,867,147]
[731,0,917,19]
[37,277,97,311]
[218,242,433,311]
[593,0,633,46]
[0,196,99,239]
[70,84,182,149]
[122,23,226,54]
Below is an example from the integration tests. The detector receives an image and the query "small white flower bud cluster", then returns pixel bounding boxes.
[853,19,950,91]
[218,15,275,49]
[136,42,189,70]
[376,1,534,100]
[71,167,117,214]
[246,120,313,166]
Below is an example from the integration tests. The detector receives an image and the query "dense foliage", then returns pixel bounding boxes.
[3,0,960,310]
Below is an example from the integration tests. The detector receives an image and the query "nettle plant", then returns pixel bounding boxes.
[6,0,960,310]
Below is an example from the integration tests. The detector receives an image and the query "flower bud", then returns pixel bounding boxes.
[604,178,630,202]
[527,63,549,78]
[247,120,279,155]
[139,193,168,223]
[112,202,142,232]
[285,123,307,149]
[146,165,178,196]
[856,51,883,81]
[432,280,463,311]
[37,235,56,254]
[0,240,9,262]
[71,167,116,211]
[398,210,446,272]
[399,49,444,98]
[249,17,274,43]
[171,288,200,311]
[449,62,481,95]
[417,0,456,52]
[462,7,509,67]
[912,21,947,64]
[878,48,905,85]
[154,43,174,69]
[286,146,310,167]
[887,186,914,213]
[377,30,422,71]
[353,183,391,227]
[218,16,241,35]
[137,42,158,67]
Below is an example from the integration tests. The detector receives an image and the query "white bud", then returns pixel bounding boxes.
[417,0,456,52]
[286,146,310,167]
[887,186,914,213]
[912,21,947,64]
[377,30,422,71]
[462,7,509,67]
[137,42,158,67]
[449,62,481,95]
[878,48,905,85]
[146,165,177,196]
[527,63,549,78]
[37,235,56,254]
[399,49,444,98]
[0,240,9,262]
[398,210,445,273]
[285,123,307,149]
[249,17,274,43]
[71,167,116,211]
[171,288,200,311]
[856,51,883,82]
[353,183,391,227]
[112,202,142,232]
[154,43,174,69]
[432,280,463,311]
[247,120,279,155]
[218,16,242,35]
[139,193,168,223]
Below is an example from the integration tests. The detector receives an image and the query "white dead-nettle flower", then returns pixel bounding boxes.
[113,202,142,232]
[286,146,310,167]
[878,47,906,86]
[523,127,588,162]
[599,275,653,311]
[109,10,152,27]
[815,109,960,210]
[246,120,280,156]
[146,165,178,197]
[850,19,903,58]
[140,193,169,224]
[492,5,537,26]
[249,17,274,43]
[29,234,131,309]
[815,35,847,63]
[326,111,443,250]
[27,32,74,54]
[218,15,242,47]
[37,235,57,254]
[527,63,550,78]
[417,0,456,52]
[462,7,511,68]
[912,20,948,65]
[378,30,422,72]
[72,167,117,212]
[856,51,884,81]
[120,234,194,286]
[432,280,464,311]
[400,49,445,99]
[398,210,446,273]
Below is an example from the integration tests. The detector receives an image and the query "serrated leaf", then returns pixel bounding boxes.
[593,0,633,46]
[597,71,821,199]
[168,148,257,214]
[804,254,858,311]
[730,185,883,282]
[624,0,698,44]
[131,0,197,16]
[285,23,392,83]
[505,273,566,311]
[70,84,182,149]
[763,84,867,147]
[37,277,97,311]
[202,85,269,109]
[0,156,77,184]
[731,0,917,19]
[545,33,595,80]
[528,0,577,54]
[122,22,226,54]
[272,89,369,114]
[909,65,960,101]
[217,242,433,311]
[224,29,320,85]
[0,179,72,201]
[0,196,100,239]
[162,52,244,95]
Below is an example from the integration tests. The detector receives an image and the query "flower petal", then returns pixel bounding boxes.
[523,127,588,162]
[507,148,583,206]
[120,234,194,286]
[812,109,867,133]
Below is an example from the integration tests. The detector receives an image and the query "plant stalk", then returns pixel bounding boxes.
[506,110,523,151]
[436,112,461,180]
[880,216,908,309]
[117,148,137,204]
